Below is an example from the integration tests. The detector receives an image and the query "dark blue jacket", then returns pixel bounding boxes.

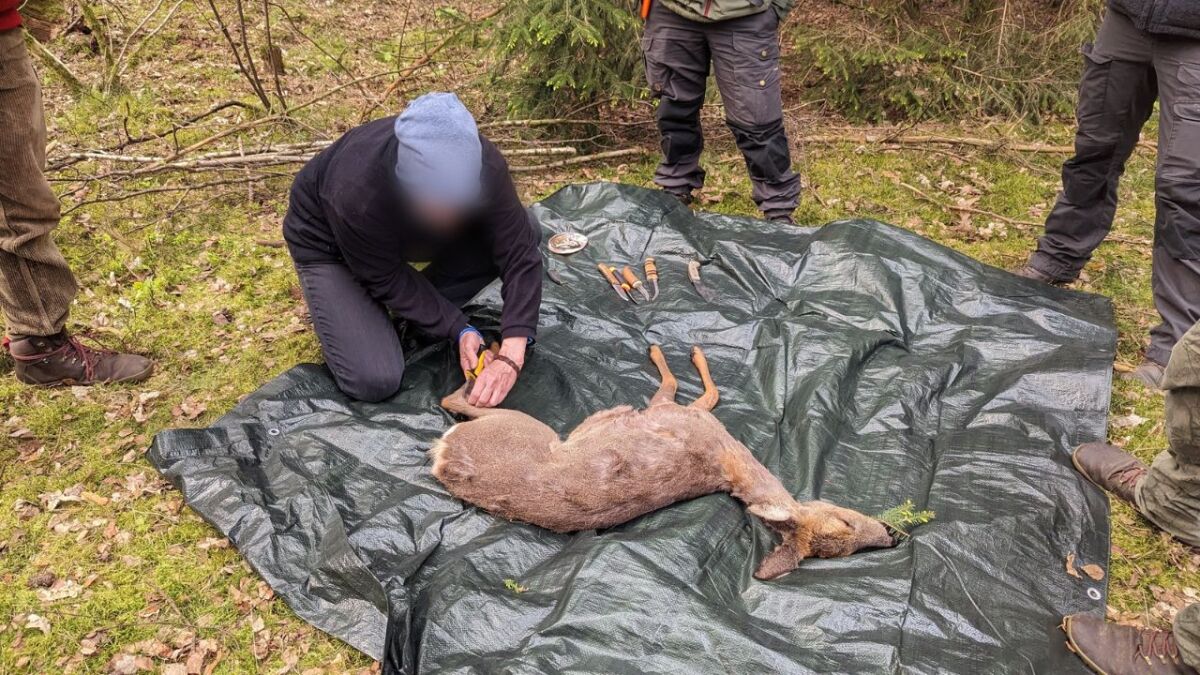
[1110,0,1200,40]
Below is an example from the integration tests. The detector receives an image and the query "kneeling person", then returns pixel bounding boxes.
[283,93,542,404]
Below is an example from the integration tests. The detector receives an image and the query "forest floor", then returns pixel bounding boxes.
[0,1,1193,672]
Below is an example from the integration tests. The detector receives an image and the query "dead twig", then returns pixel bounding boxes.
[204,0,273,110]
[23,31,89,95]
[896,180,1042,229]
[359,5,504,122]
[62,175,279,214]
[478,117,655,130]
[510,148,647,173]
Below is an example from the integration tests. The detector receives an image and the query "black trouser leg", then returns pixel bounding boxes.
[642,2,710,196]
[294,261,406,403]
[1148,31,1200,363]
[1031,11,1157,280]
[709,8,800,217]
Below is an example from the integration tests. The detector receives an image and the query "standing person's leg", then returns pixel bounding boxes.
[642,3,712,203]
[707,8,800,222]
[1144,35,1200,369]
[0,29,76,338]
[1023,11,1156,283]
[0,29,151,385]
[1136,320,1200,545]
[293,262,406,403]
[1177,604,1200,670]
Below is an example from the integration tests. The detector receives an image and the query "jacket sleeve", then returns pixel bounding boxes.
[328,204,470,341]
[482,146,543,340]
[772,0,794,19]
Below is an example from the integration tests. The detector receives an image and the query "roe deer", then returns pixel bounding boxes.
[432,345,896,580]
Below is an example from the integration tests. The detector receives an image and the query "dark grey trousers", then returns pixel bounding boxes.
[641,3,801,218]
[293,241,500,403]
[1030,10,1200,365]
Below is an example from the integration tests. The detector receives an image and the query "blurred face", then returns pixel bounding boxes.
[413,199,467,234]
[412,196,468,234]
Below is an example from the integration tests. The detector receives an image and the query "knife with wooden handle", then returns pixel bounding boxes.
[622,265,652,302]
[598,263,631,302]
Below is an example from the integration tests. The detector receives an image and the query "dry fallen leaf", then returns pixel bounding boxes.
[36,579,83,603]
[1066,552,1080,578]
[81,491,110,506]
[24,613,51,634]
[1082,564,1106,581]
[1111,413,1148,429]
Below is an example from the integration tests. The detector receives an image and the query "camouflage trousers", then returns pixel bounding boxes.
[1134,319,1200,663]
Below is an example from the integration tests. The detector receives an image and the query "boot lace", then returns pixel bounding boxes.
[1136,627,1181,662]
[5,333,114,382]
[1116,465,1148,488]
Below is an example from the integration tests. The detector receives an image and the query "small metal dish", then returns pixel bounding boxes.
[548,232,588,255]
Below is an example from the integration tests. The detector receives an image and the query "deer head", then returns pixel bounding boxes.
[749,501,896,580]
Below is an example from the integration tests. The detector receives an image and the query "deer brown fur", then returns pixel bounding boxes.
[431,345,895,580]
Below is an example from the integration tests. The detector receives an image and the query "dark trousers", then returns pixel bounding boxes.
[641,3,801,218]
[294,242,500,403]
[1030,10,1200,365]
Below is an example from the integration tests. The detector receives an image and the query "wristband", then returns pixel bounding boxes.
[494,354,522,374]
[458,325,482,343]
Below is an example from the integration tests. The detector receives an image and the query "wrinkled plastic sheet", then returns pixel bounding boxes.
[149,183,1116,674]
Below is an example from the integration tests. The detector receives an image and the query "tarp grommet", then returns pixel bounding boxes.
[267,428,281,437]
[1087,588,1102,601]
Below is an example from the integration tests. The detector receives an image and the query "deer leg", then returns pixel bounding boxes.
[648,344,678,406]
[688,346,719,411]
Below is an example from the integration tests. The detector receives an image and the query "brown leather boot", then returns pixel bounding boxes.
[4,332,153,386]
[1064,613,1199,675]
[1071,442,1148,505]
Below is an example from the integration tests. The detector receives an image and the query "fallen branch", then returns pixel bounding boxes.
[897,181,1042,228]
[54,145,578,175]
[62,175,280,214]
[24,31,89,96]
[510,148,647,173]
[893,180,1154,249]
[479,118,655,130]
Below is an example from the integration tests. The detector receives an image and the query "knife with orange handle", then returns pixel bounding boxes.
[598,263,631,302]
[622,265,652,302]
[644,257,659,300]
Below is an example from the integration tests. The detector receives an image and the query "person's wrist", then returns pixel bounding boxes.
[499,337,526,366]
[458,325,482,344]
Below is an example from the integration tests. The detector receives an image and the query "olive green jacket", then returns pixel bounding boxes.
[656,0,793,23]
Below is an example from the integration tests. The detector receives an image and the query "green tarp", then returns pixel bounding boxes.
[150,183,1116,674]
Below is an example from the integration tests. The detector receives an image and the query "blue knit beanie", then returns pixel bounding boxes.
[393,93,483,207]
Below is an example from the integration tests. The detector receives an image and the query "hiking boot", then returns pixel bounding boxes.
[3,332,154,386]
[1121,359,1167,390]
[1063,613,1198,675]
[662,189,693,207]
[767,213,795,226]
[1012,263,1073,287]
[1071,442,1148,505]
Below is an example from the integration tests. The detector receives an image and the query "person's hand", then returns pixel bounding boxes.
[458,327,491,378]
[467,337,526,407]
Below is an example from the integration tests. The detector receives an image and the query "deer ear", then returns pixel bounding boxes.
[754,542,804,580]
[748,503,796,531]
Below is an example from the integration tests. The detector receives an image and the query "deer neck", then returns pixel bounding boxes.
[716,442,799,514]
